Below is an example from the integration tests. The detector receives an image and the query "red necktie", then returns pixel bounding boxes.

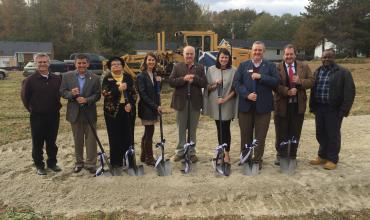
[288,64,295,88]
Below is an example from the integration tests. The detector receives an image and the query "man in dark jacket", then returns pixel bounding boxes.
[309,48,355,170]
[168,46,208,163]
[21,53,62,175]
[234,41,279,170]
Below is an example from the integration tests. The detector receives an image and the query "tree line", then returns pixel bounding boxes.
[0,0,369,59]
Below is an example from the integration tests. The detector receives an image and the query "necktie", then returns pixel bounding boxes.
[288,64,295,88]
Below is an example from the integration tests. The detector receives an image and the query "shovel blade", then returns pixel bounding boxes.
[223,163,231,176]
[127,168,136,176]
[243,163,259,176]
[156,160,172,176]
[280,158,296,174]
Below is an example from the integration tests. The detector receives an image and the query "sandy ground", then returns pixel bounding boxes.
[1,115,370,219]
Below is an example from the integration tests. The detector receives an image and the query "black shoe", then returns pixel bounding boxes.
[73,166,83,173]
[36,167,47,175]
[48,165,62,172]
[85,167,96,174]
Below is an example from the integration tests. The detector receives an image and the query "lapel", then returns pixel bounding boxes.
[259,60,267,75]
[81,72,92,97]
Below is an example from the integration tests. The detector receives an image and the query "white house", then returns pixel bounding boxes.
[314,39,336,59]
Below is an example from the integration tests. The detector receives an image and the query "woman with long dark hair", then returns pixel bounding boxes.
[136,53,162,166]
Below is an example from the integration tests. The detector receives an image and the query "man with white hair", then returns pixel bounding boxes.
[169,46,207,163]
[21,53,62,175]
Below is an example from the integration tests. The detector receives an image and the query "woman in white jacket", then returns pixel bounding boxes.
[203,48,237,164]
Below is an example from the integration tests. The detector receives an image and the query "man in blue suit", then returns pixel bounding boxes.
[234,41,279,170]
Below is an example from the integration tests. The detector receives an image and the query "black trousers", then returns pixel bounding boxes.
[315,104,343,164]
[274,103,304,158]
[30,112,60,168]
[105,104,134,167]
[215,120,231,152]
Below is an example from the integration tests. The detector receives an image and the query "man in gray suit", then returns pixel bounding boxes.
[60,54,101,174]
[168,46,207,163]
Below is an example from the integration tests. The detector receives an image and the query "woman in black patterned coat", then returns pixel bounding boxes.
[102,57,137,169]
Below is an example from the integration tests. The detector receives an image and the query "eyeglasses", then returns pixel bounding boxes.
[111,63,122,66]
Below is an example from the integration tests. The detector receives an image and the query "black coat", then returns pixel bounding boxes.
[309,63,356,117]
[137,71,160,120]
[102,72,137,118]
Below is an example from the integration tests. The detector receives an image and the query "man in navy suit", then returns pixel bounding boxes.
[234,41,279,170]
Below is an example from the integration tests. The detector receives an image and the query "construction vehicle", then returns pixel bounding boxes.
[105,31,251,78]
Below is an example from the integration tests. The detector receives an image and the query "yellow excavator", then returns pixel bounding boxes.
[105,30,251,77]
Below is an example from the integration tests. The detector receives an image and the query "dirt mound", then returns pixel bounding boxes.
[1,115,370,218]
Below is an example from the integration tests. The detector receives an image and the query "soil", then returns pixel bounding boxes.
[1,115,370,219]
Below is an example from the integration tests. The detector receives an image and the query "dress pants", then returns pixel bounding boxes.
[315,104,343,164]
[274,103,304,158]
[175,102,200,156]
[104,104,131,167]
[30,112,60,168]
[71,114,97,168]
[238,110,271,162]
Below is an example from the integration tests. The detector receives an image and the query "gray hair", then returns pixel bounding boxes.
[34,53,50,61]
[252,41,265,50]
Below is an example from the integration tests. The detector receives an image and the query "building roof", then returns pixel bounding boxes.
[0,41,53,56]
[224,39,291,49]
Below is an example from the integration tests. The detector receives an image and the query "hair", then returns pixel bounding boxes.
[140,52,157,72]
[283,44,296,54]
[252,41,265,50]
[74,53,90,62]
[33,53,50,62]
[323,48,336,57]
[215,48,232,69]
[106,56,125,70]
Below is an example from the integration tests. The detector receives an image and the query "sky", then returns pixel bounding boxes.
[195,0,309,16]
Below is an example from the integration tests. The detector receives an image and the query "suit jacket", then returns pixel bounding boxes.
[137,71,160,120]
[60,71,101,123]
[102,72,137,118]
[233,59,279,114]
[274,61,314,117]
[168,62,207,111]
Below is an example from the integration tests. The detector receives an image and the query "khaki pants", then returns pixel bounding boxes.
[238,111,271,162]
[175,102,200,156]
[71,120,97,168]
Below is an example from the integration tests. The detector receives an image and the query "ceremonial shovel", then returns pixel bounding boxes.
[279,137,298,174]
[123,91,144,176]
[154,81,172,176]
[81,105,113,176]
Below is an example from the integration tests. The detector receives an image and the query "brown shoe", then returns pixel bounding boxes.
[309,156,327,165]
[190,155,198,163]
[323,161,337,170]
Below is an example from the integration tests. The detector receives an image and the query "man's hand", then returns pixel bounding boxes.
[288,88,297,96]
[71,87,80,96]
[76,96,87,104]
[251,73,261,80]
[102,90,111,97]
[124,103,131,112]
[184,74,195,83]
[292,75,300,84]
[247,92,257,101]
[155,76,162,82]
[157,106,162,114]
